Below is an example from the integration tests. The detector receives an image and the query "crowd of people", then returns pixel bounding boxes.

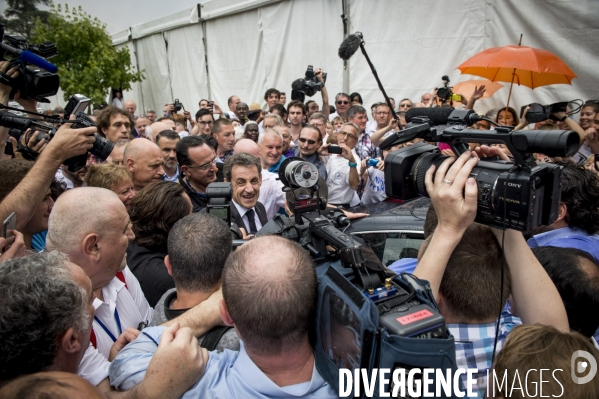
[1,56,599,398]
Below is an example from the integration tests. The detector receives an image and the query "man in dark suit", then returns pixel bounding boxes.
[223,153,268,234]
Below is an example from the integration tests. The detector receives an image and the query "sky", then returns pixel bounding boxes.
[0,0,202,35]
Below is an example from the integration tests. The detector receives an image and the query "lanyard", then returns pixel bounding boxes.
[94,308,123,342]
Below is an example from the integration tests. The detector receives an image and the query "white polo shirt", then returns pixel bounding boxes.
[326,150,361,205]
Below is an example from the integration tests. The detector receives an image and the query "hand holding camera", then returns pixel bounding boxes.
[46,115,96,163]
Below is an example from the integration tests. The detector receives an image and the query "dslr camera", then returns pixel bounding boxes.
[291,65,326,103]
[521,101,571,124]
[0,94,114,172]
[380,107,580,232]
[0,24,59,102]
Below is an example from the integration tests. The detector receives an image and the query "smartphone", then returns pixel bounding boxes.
[2,212,16,252]
[64,94,91,119]
[450,93,462,102]
[208,101,214,113]
[328,144,343,154]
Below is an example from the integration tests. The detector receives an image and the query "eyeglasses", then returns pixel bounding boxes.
[186,157,217,171]
[299,137,317,145]
[337,101,349,105]
[338,131,357,140]
[198,121,214,126]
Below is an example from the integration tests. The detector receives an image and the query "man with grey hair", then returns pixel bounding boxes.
[224,153,268,234]
[0,251,206,398]
[110,236,336,398]
[329,92,351,121]
[308,112,328,142]
[151,213,239,351]
[273,124,294,158]
[258,128,285,173]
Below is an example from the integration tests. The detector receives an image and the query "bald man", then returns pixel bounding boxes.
[145,121,172,142]
[124,100,137,120]
[0,372,104,399]
[124,138,165,191]
[234,139,284,220]
[111,236,336,398]
[46,187,151,362]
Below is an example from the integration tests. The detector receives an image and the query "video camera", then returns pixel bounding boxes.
[380,107,580,231]
[254,157,457,397]
[205,182,246,241]
[520,100,582,124]
[0,94,114,172]
[0,23,59,102]
[291,65,326,103]
[435,75,455,103]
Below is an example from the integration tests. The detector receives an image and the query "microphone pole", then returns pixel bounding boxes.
[354,32,399,123]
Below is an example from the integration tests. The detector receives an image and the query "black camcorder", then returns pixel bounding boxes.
[436,75,453,103]
[520,101,572,124]
[291,65,326,103]
[0,94,114,172]
[381,107,580,232]
[0,24,59,102]
[254,157,456,397]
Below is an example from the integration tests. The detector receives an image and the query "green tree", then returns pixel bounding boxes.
[31,3,143,105]
[0,0,50,40]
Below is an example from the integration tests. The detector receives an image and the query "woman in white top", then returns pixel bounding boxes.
[112,90,124,109]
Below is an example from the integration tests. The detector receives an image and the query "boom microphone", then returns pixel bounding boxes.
[406,108,483,126]
[338,33,363,60]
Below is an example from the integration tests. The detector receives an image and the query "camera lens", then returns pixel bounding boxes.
[412,152,448,197]
[436,87,450,100]
[90,134,115,161]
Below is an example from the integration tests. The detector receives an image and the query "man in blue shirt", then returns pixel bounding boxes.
[527,162,599,261]
[110,236,337,398]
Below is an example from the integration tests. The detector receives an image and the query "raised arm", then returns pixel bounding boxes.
[412,151,479,297]
[491,228,569,332]
[0,120,96,230]
[316,68,330,119]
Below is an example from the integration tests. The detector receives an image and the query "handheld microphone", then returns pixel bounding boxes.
[406,108,483,126]
[0,43,58,73]
[19,50,58,73]
[338,33,363,60]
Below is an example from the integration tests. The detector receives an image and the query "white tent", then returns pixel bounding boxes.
[47,0,599,117]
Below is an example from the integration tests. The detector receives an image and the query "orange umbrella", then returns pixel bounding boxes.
[456,37,577,116]
[452,79,504,99]
[456,45,577,89]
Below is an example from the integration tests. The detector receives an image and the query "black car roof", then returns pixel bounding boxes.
[347,197,431,233]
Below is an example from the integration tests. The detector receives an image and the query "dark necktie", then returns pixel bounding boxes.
[246,209,258,234]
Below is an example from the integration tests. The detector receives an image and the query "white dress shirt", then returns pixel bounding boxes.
[232,200,263,233]
[258,169,286,220]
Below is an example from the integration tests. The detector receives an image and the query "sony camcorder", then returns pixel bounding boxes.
[380,107,580,231]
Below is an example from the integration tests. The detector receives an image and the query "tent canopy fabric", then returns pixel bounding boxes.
[44,0,598,118]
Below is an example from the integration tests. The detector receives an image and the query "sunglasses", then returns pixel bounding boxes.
[299,137,317,145]
[337,101,349,105]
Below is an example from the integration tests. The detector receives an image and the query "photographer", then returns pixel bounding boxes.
[527,161,599,261]
[413,151,568,397]
[0,62,96,233]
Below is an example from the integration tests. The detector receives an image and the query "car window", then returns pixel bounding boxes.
[352,232,424,267]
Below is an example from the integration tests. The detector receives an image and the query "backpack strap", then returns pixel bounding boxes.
[202,326,233,351]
